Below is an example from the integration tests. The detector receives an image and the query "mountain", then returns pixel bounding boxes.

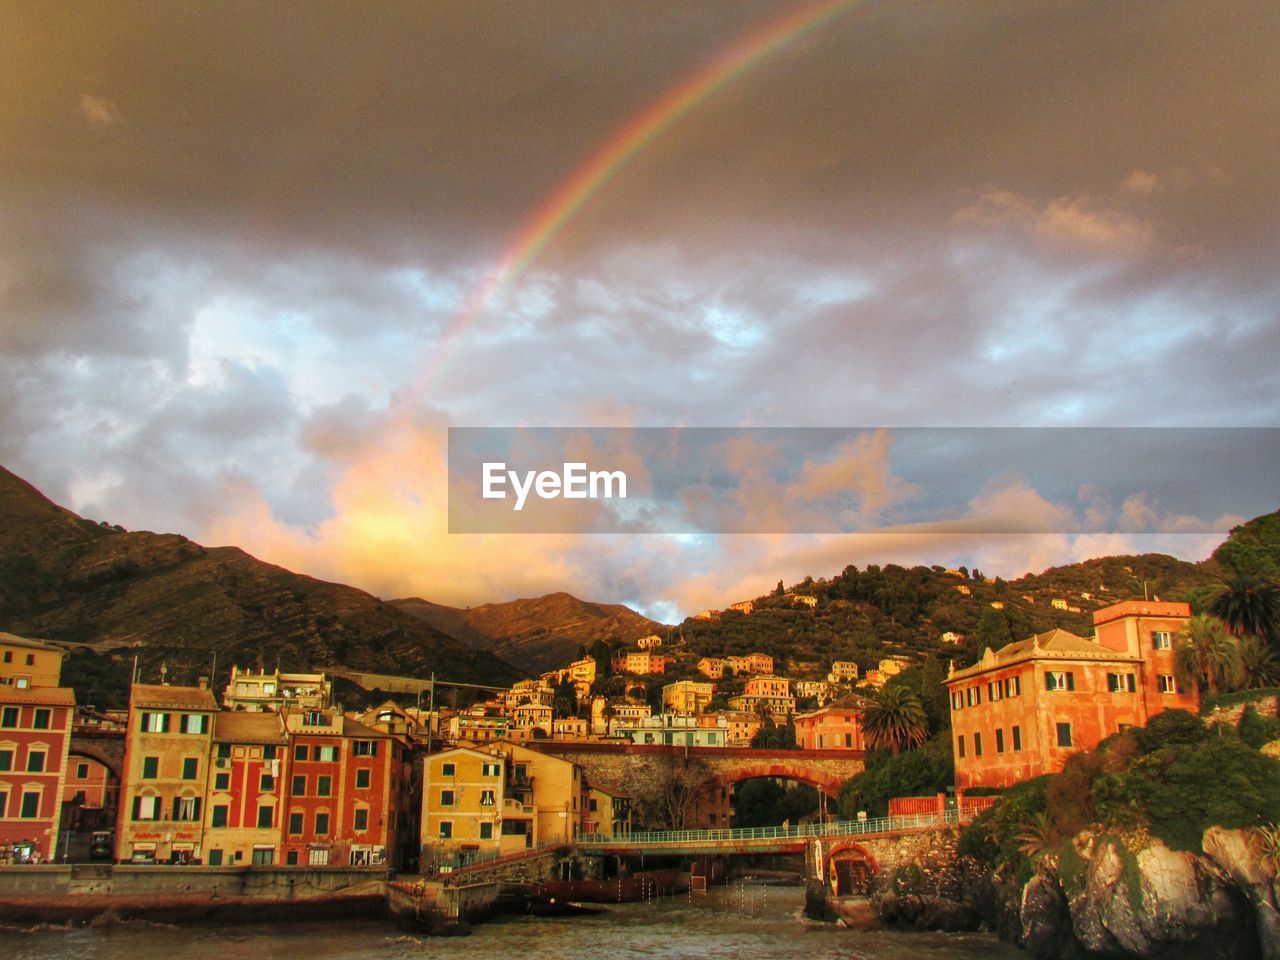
[392,592,663,675]
[0,466,521,707]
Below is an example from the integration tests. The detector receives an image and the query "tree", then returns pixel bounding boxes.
[1210,569,1280,649]
[552,678,579,718]
[1238,636,1280,688]
[627,754,716,830]
[1174,614,1243,696]
[861,684,929,755]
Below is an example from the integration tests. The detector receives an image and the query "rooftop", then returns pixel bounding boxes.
[214,711,287,743]
[131,683,219,711]
[946,628,1140,683]
[0,632,62,652]
[0,685,76,706]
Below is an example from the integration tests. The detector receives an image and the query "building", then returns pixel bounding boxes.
[279,706,401,866]
[615,714,729,747]
[945,600,1194,790]
[662,680,714,716]
[792,680,832,704]
[793,699,871,751]
[61,755,117,831]
[696,657,725,679]
[636,635,664,650]
[827,660,859,684]
[0,684,75,863]
[940,632,965,645]
[567,657,597,686]
[203,711,287,866]
[446,706,511,744]
[584,785,632,836]
[728,676,795,718]
[221,667,330,713]
[612,651,667,676]
[728,600,755,615]
[420,746,510,866]
[724,653,774,676]
[0,633,64,690]
[116,682,218,863]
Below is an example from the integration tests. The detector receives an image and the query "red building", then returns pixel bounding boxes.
[945,601,1194,790]
[0,686,75,862]
[204,712,289,866]
[279,706,401,866]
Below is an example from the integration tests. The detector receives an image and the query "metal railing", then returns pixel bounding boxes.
[581,810,965,848]
[435,838,569,879]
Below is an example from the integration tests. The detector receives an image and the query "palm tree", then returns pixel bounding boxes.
[1174,614,1243,696]
[1237,636,1280,688]
[1210,570,1280,648]
[862,684,929,755]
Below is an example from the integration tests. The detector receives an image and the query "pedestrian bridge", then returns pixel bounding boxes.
[576,810,964,856]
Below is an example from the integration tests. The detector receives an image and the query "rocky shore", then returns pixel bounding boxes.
[873,826,1279,960]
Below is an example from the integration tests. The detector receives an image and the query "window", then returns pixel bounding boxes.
[294,744,308,761]
[987,681,1002,702]
[208,849,224,866]
[1045,671,1075,691]
[291,775,306,796]
[1004,676,1021,697]
[263,745,277,760]
[1012,725,1022,751]
[0,707,15,727]
[480,789,495,806]
[479,822,493,840]
[973,732,983,757]
[132,795,159,821]
[21,791,41,818]
[355,769,370,789]
[1107,673,1137,693]
[140,712,169,733]
[182,757,198,780]
[25,654,34,665]
[0,749,11,771]
[0,790,6,817]
[286,851,299,865]
[257,806,274,828]
[217,743,231,759]
[439,821,452,839]
[1151,631,1172,650]
[26,750,45,773]
[995,729,1005,753]
[260,773,275,791]
[252,847,274,866]
[288,812,303,835]
[951,691,963,711]
[482,762,501,777]
[1056,723,1073,747]
[212,804,229,828]
[317,775,332,797]
[441,762,455,777]
[142,756,159,779]
[313,745,338,762]
[501,819,527,836]
[304,710,325,726]
[966,687,981,706]
[173,796,201,821]
[315,812,330,835]
[179,714,208,734]
[1158,674,1179,693]
[957,734,965,758]
[440,789,455,806]
[77,762,89,779]
[215,772,230,791]
[352,740,377,756]
[33,708,51,729]
[354,808,368,831]
[0,651,8,662]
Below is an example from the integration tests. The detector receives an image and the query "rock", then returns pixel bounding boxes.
[1203,826,1280,960]
[1021,872,1084,960]
[878,893,981,932]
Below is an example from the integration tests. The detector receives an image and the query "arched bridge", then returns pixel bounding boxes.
[70,723,126,782]
[525,741,865,799]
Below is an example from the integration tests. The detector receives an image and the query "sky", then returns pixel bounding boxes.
[2,1,1277,622]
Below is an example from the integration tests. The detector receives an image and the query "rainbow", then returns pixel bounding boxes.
[406,0,860,406]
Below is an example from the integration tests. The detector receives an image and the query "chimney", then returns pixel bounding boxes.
[197,676,209,690]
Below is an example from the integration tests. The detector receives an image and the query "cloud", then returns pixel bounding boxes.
[77,93,119,127]
[952,188,1157,255]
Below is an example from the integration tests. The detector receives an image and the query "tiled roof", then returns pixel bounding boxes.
[0,685,76,706]
[130,683,219,711]
[947,628,1140,683]
[214,711,286,743]
[0,632,61,651]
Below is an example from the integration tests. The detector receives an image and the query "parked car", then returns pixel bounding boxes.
[89,831,114,860]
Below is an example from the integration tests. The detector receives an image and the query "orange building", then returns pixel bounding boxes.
[793,699,870,751]
[946,601,1193,789]
[61,755,118,831]
[203,712,288,866]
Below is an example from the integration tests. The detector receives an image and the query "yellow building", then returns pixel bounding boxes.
[0,633,64,689]
[728,676,796,718]
[662,680,714,716]
[117,682,218,863]
[421,746,510,868]
[567,657,597,685]
[221,666,330,713]
[828,660,860,684]
[585,785,632,836]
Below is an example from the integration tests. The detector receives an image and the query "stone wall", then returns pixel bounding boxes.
[0,863,387,900]
[1204,692,1280,727]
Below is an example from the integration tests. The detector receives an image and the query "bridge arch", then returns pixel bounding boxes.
[718,761,845,798]
[69,735,125,784]
[825,839,879,896]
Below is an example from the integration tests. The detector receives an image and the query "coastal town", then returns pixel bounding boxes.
[0,597,1211,870]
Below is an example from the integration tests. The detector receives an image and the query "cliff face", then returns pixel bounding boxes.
[1016,828,1279,960]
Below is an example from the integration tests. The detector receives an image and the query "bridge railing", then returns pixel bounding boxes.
[434,838,570,880]
[582,810,965,848]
